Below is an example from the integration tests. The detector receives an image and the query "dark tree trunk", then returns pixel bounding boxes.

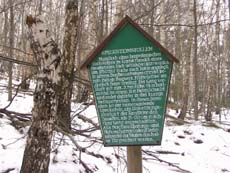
[178,30,193,120]
[193,0,199,120]
[57,0,79,131]
[8,0,14,101]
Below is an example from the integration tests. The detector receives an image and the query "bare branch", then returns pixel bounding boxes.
[0,54,37,67]
[139,19,230,28]
[0,0,33,14]
[0,44,33,56]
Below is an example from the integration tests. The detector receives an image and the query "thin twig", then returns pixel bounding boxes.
[3,133,27,148]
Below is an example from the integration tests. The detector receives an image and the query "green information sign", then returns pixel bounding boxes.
[81,16,178,146]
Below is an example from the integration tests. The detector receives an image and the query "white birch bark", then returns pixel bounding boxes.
[20,15,62,173]
[21,0,81,171]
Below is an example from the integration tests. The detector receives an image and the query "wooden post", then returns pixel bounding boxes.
[127,146,142,173]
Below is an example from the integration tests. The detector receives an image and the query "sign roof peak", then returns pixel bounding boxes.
[80,15,178,69]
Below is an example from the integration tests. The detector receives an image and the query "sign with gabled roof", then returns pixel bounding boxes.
[81,16,178,146]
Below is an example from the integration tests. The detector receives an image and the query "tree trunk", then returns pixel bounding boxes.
[20,77,58,173]
[8,0,14,101]
[193,0,199,120]
[178,32,193,120]
[57,0,79,131]
[174,0,182,104]
[1,0,8,73]
[178,0,194,120]
[20,15,62,173]
[159,0,165,46]
[205,79,214,121]
[21,0,81,171]
[214,0,221,116]
[226,0,230,106]
[73,0,88,103]
[115,0,124,24]
[38,0,43,15]
[20,4,31,91]
[228,0,230,22]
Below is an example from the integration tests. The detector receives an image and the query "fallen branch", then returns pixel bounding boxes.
[0,54,36,67]
[71,101,95,120]
[56,125,111,172]
[166,114,191,125]
[77,114,99,128]
[155,150,183,155]
[0,109,31,122]
[143,150,191,173]
[1,168,16,173]
[202,121,229,132]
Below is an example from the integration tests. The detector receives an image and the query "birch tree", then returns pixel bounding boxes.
[20,0,80,171]
[20,14,62,173]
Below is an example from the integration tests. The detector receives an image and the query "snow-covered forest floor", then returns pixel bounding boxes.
[0,77,230,173]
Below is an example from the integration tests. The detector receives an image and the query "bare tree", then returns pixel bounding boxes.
[115,0,124,24]
[7,0,14,101]
[192,0,199,120]
[57,0,82,131]
[178,31,193,120]
[159,0,166,46]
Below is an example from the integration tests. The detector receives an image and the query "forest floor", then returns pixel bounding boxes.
[0,77,230,173]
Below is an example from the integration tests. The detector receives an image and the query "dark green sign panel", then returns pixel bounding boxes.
[81,16,178,146]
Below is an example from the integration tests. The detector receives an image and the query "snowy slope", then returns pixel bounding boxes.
[0,78,230,173]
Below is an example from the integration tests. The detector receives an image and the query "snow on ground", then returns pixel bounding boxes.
[0,78,230,173]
